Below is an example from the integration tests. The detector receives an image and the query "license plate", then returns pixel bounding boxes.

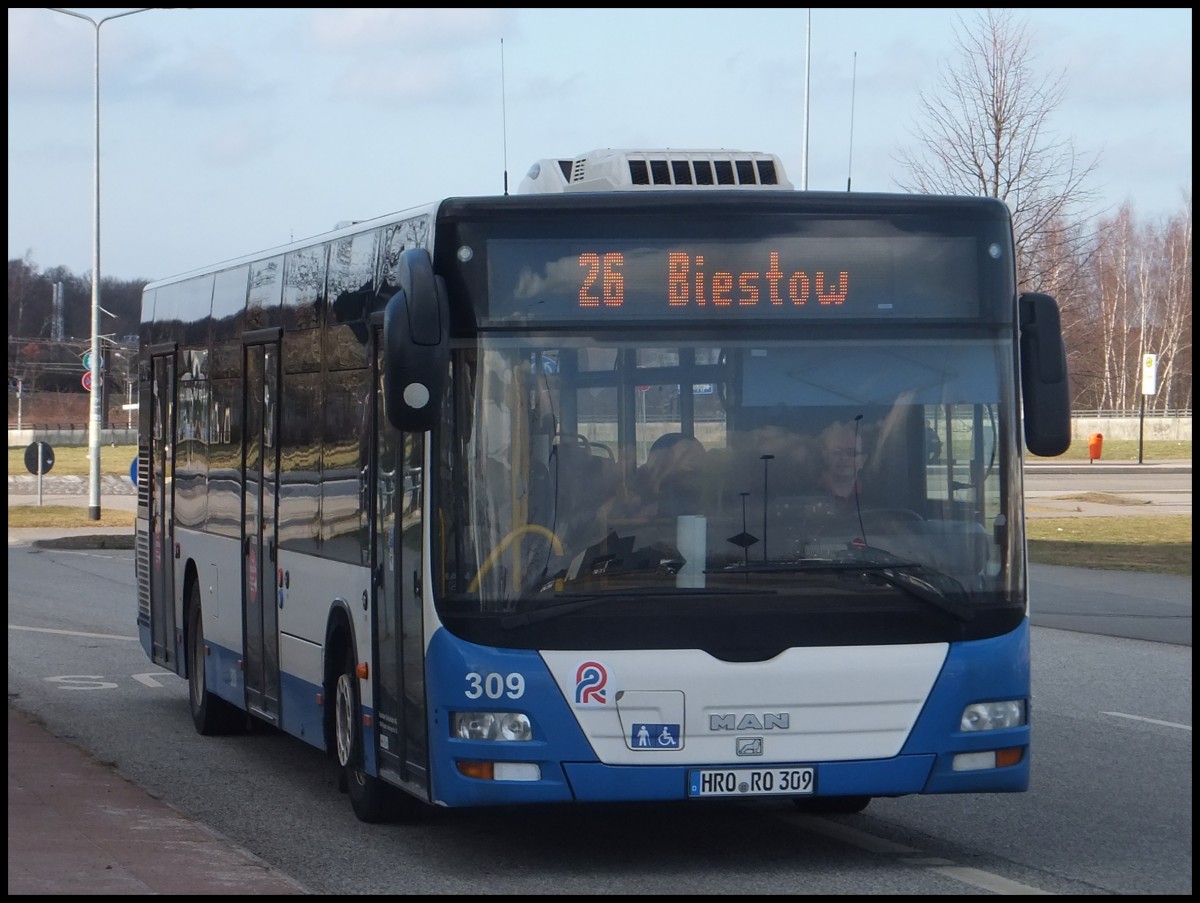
[688,766,815,797]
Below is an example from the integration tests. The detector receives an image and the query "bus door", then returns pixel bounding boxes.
[242,332,282,724]
[148,349,177,668]
[371,335,430,794]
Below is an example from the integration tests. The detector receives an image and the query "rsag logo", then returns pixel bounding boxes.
[574,661,608,704]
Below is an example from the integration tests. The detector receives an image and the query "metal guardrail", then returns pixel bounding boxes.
[1069,409,1193,418]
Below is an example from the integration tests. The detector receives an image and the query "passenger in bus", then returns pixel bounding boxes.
[623,433,707,520]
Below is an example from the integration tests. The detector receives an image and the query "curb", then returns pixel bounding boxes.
[33,534,136,550]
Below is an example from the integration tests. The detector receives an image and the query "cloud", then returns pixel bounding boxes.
[308,9,513,52]
[7,9,91,92]
[329,56,496,106]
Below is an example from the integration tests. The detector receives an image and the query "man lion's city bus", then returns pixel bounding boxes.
[135,148,1070,822]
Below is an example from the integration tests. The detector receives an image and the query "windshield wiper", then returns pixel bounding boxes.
[867,567,972,622]
[500,587,774,629]
[720,560,891,574]
[845,546,972,621]
[723,548,972,622]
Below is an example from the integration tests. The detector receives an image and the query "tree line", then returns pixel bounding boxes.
[7,10,1191,419]
[8,256,143,424]
[894,10,1190,415]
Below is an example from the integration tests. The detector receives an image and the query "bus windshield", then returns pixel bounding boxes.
[435,332,1022,653]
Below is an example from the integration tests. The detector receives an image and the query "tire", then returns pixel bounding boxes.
[335,644,393,823]
[186,583,244,735]
[792,795,871,815]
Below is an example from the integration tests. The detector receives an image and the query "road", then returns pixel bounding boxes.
[6,463,1192,893]
[6,537,1190,895]
[1023,461,1191,517]
[1022,465,1190,513]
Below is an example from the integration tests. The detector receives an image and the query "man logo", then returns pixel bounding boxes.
[710,713,789,731]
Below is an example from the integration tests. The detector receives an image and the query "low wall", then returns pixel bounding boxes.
[9,428,137,448]
[1071,417,1191,441]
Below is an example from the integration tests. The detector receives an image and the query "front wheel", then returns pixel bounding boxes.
[335,645,393,823]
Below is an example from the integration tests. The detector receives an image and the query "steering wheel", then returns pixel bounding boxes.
[861,507,924,527]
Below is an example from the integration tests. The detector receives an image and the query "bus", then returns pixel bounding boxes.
[135,148,1071,822]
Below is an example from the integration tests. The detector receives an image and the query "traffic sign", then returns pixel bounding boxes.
[24,441,54,475]
[1142,353,1158,395]
[82,351,104,371]
[82,372,92,391]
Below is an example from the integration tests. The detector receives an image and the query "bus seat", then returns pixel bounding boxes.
[550,436,619,549]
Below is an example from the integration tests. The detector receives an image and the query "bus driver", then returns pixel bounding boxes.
[817,420,865,515]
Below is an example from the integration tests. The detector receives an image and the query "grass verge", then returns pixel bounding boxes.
[1025,515,1191,576]
[8,505,135,529]
[9,444,138,477]
[1027,438,1190,463]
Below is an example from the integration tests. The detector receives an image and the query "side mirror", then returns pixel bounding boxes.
[1018,292,1071,457]
[383,249,449,432]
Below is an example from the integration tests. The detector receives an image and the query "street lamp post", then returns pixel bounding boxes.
[760,454,775,562]
[46,7,159,520]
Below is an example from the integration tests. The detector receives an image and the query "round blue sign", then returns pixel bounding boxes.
[130,457,139,486]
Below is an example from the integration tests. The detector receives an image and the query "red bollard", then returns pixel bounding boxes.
[1088,432,1104,463]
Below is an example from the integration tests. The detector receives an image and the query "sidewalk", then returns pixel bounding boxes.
[7,706,309,895]
[1022,458,1191,475]
[8,486,309,895]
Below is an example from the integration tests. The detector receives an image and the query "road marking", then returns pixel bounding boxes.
[1103,711,1191,731]
[786,813,1054,894]
[9,624,137,641]
[921,863,1054,895]
[796,816,917,853]
[132,672,169,687]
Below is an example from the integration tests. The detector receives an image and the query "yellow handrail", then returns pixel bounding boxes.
[468,524,564,593]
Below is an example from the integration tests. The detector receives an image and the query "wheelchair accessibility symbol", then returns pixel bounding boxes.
[632,723,680,749]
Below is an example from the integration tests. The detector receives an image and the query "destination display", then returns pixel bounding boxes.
[485,235,983,323]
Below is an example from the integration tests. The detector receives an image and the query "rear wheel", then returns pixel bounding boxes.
[793,795,871,815]
[186,583,243,735]
[335,645,393,823]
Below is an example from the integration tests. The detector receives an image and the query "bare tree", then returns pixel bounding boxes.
[1162,201,1194,412]
[1134,198,1192,414]
[8,253,41,340]
[1093,208,1138,412]
[1076,197,1193,415]
[894,9,1102,292]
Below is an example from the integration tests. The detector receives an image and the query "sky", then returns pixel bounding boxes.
[7,8,1193,283]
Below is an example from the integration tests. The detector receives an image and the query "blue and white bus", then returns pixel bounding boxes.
[135,148,1070,821]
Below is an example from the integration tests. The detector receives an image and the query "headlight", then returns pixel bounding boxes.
[960,699,1026,732]
[452,711,533,741]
